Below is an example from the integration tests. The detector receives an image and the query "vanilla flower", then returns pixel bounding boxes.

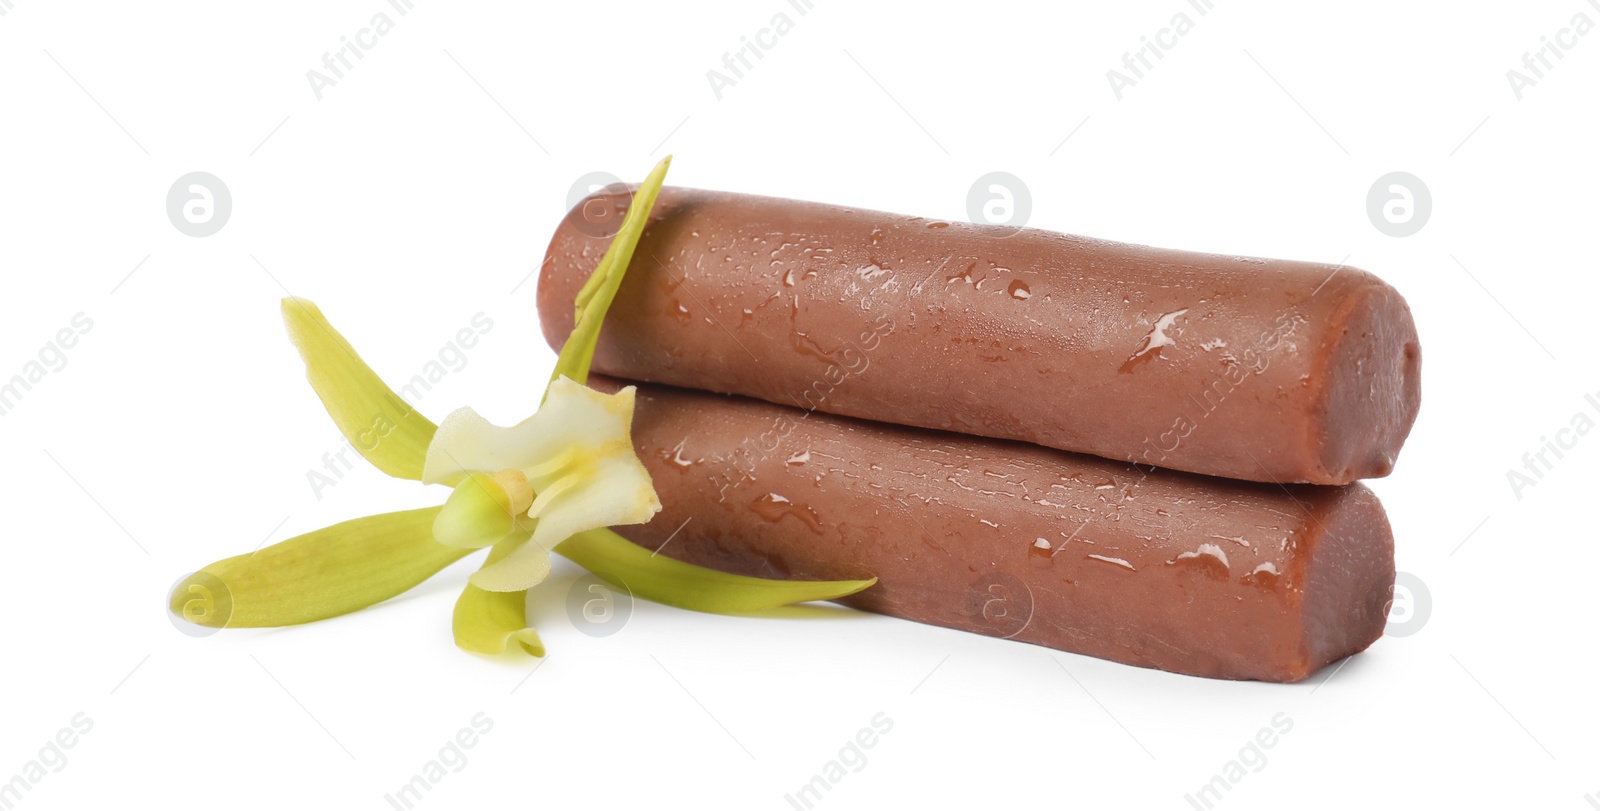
[424,377,661,592]
[168,155,875,657]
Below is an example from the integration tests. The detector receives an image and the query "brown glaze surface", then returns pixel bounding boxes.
[539,187,1421,484]
[596,376,1395,682]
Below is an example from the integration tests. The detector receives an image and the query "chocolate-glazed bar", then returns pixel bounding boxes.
[593,375,1395,682]
[539,187,1421,485]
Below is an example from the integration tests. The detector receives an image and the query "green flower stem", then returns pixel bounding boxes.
[557,528,876,614]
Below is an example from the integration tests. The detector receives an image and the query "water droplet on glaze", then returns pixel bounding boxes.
[751,492,822,533]
[1243,562,1282,589]
[1086,554,1135,571]
[1169,543,1230,580]
[793,331,833,362]
[1119,308,1188,374]
[661,440,694,469]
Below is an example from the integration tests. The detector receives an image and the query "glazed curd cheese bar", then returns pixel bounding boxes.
[595,376,1395,683]
[538,187,1421,485]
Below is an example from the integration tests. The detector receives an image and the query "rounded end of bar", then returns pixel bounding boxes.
[1311,277,1422,483]
[1288,483,1396,681]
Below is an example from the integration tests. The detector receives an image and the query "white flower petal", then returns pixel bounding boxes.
[529,451,661,552]
[421,377,636,486]
[528,378,638,467]
[467,538,553,592]
[422,407,535,486]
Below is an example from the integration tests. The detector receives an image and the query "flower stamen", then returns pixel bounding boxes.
[527,473,582,520]
[491,468,534,516]
[521,447,579,480]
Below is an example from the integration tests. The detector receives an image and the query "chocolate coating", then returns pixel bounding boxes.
[539,187,1422,484]
[596,376,1395,683]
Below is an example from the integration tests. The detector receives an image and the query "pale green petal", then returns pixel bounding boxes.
[421,406,537,487]
[421,380,634,486]
[572,256,605,323]
[556,528,877,614]
[453,537,544,656]
[282,298,438,480]
[433,473,516,549]
[170,507,470,628]
[552,155,671,388]
[468,537,554,592]
[529,450,660,552]
[518,379,639,487]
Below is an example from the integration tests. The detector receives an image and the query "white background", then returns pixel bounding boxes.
[1,1,1595,808]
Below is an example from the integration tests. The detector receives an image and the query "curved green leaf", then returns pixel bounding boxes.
[555,527,876,614]
[552,156,672,389]
[283,297,438,480]
[170,507,470,628]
